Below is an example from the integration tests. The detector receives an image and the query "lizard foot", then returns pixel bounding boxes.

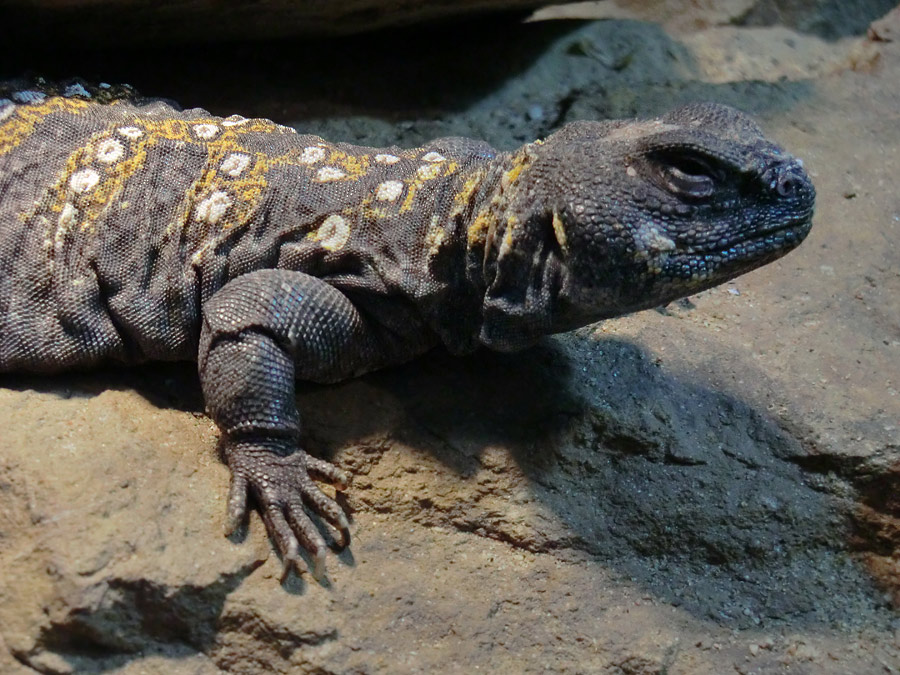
[224,438,352,581]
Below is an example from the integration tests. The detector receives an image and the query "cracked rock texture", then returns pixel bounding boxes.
[2,2,900,673]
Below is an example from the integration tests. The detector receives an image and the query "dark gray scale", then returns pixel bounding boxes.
[0,98,139,370]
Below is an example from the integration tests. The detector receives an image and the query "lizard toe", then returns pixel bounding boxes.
[306,454,353,490]
[285,498,329,580]
[260,503,301,571]
[298,470,351,534]
[225,472,250,535]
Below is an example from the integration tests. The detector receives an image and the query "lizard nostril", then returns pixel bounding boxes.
[772,161,809,199]
[777,174,799,197]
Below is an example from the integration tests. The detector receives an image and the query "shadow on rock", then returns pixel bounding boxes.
[0,18,815,151]
[2,333,892,637]
[325,335,893,630]
[0,361,206,414]
[31,572,254,666]
[735,0,897,40]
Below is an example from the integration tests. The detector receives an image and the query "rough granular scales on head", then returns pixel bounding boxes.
[0,79,815,579]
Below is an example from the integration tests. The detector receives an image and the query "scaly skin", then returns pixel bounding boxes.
[0,80,814,579]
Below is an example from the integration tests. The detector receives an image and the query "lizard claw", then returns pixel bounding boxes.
[224,438,350,579]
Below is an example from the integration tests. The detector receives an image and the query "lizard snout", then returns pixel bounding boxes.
[765,159,814,203]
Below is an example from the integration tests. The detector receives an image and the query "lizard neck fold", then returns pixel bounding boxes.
[413,153,503,356]
[463,142,565,351]
[465,144,539,292]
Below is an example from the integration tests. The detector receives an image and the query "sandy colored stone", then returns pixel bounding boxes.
[535,0,897,38]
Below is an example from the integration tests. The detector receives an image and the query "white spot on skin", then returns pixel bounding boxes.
[95,138,125,163]
[313,214,351,251]
[644,226,675,254]
[58,203,78,229]
[190,242,210,266]
[375,180,403,201]
[222,115,249,127]
[299,147,326,164]
[316,166,346,182]
[192,124,220,140]
[195,190,233,225]
[416,164,442,180]
[0,100,15,123]
[69,168,100,194]
[117,126,143,139]
[220,153,251,177]
[63,83,91,98]
[421,151,446,163]
[626,166,638,178]
[375,154,400,164]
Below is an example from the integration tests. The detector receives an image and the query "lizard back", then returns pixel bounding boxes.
[0,83,496,371]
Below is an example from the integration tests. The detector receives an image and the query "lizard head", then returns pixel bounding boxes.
[474,102,815,350]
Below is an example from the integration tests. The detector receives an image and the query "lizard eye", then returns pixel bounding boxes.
[654,153,721,200]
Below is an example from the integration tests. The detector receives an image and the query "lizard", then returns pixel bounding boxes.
[0,80,815,579]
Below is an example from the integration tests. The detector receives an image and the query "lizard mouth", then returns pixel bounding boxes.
[683,213,813,257]
[662,215,813,283]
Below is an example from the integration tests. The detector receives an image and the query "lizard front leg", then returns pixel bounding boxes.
[198,269,384,579]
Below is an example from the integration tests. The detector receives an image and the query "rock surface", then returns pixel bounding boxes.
[2,0,897,43]
[1,0,544,44]
[2,4,900,674]
[537,0,899,39]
